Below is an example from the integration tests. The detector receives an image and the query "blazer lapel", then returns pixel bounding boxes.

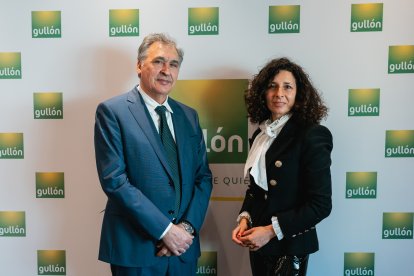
[127,88,173,176]
[265,118,298,168]
[168,99,190,178]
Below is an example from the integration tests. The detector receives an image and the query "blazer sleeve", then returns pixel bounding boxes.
[179,110,213,234]
[276,124,333,238]
[94,101,171,240]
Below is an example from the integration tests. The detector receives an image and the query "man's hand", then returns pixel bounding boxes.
[159,224,193,256]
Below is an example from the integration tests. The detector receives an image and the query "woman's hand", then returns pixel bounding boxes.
[231,218,250,247]
[239,225,276,251]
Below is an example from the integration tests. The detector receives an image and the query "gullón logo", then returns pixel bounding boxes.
[385,130,414,157]
[0,52,21,79]
[188,7,219,35]
[196,251,217,275]
[382,212,413,239]
[348,89,380,116]
[37,250,66,275]
[170,80,248,164]
[0,133,24,159]
[351,3,383,32]
[344,252,375,276]
[346,172,377,199]
[32,11,61,38]
[388,45,414,74]
[34,93,63,119]
[36,172,65,198]
[0,211,26,237]
[109,9,139,37]
[269,5,300,34]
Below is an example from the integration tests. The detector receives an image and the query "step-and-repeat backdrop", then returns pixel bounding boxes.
[0,0,412,275]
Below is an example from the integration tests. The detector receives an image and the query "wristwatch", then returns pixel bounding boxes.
[180,221,195,235]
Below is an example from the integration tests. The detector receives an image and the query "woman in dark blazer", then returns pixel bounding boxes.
[232,57,333,276]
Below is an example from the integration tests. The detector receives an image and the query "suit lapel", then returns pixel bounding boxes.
[265,118,298,168]
[127,88,173,177]
[168,99,190,178]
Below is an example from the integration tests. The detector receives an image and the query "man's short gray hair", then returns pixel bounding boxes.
[137,33,184,65]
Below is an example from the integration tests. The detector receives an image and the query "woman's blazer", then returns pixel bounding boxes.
[241,117,333,256]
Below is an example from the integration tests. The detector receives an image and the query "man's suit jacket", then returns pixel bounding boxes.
[241,116,333,256]
[94,87,212,267]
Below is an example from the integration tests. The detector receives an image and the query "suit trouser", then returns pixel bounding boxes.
[110,256,197,276]
[250,251,309,276]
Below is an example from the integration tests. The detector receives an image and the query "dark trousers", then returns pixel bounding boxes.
[110,257,197,276]
[250,252,309,276]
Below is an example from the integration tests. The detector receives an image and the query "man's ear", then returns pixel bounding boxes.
[136,61,141,78]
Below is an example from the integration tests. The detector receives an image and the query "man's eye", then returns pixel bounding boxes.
[170,63,179,68]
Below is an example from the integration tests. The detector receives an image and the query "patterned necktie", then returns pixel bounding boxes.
[155,106,181,215]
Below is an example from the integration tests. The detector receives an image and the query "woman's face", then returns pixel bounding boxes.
[265,70,297,121]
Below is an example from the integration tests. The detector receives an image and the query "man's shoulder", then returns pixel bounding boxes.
[100,87,137,107]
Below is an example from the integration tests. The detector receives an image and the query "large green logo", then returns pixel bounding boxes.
[171,79,248,164]
[36,172,65,198]
[348,89,380,116]
[34,93,63,119]
[269,5,300,34]
[385,130,414,157]
[32,11,61,38]
[346,172,377,199]
[37,250,66,275]
[351,3,383,32]
[0,133,24,159]
[109,9,139,37]
[388,45,414,73]
[344,252,375,276]
[0,52,22,79]
[0,211,26,237]
[196,251,217,275]
[382,212,413,239]
[188,7,219,35]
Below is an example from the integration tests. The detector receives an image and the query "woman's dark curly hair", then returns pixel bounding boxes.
[245,57,328,125]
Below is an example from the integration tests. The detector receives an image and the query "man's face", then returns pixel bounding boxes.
[137,42,180,103]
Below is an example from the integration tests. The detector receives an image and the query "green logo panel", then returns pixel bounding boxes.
[0,52,22,79]
[34,93,63,119]
[351,3,383,32]
[348,89,380,116]
[197,251,217,275]
[36,172,65,198]
[109,9,139,37]
[0,133,24,159]
[38,250,66,275]
[383,212,413,239]
[188,7,219,35]
[0,211,26,237]
[170,79,248,164]
[385,130,414,157]
[388,45,414,74]
[344,252,375,276]
[32,11,61,38]
[346,172,377,199]
[269,5,300,34]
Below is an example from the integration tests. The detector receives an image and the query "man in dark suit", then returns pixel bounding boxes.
[94,33,212,275]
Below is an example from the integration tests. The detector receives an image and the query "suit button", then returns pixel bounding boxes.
[264,193,268,200]
[269,179,277,186]
[275,160,282,168]
[168,210,175,215]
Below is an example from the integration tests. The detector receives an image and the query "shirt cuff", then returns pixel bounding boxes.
[271,216,284,240]
[159,222,173,239]
[236,211,252,227]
